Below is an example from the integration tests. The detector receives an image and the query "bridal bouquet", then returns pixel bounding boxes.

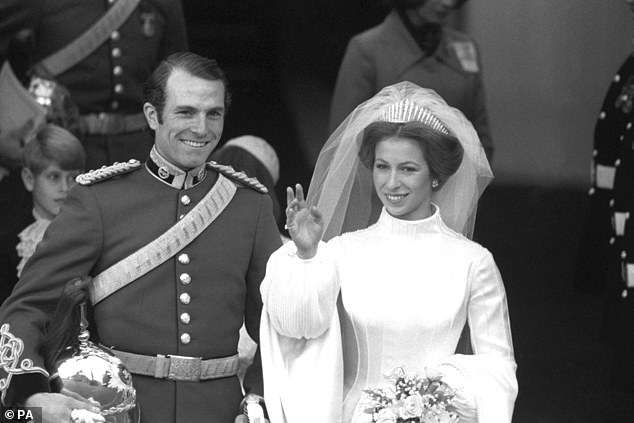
[359,367,459,423]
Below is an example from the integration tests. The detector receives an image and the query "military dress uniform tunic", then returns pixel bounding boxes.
[4,0,188,169]
[0,152,281,422]
[329,10,493,159]
[577,53,634,392]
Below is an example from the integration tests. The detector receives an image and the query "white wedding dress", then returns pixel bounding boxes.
[260,207,517,423]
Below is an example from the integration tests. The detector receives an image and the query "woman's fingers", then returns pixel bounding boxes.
[286,186,295,207]
[295,183,305,204]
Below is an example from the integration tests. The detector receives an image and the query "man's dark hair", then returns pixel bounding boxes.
[142,51,232,122]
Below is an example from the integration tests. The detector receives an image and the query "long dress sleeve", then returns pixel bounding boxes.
[260,241,344,423]
[438,248,518,423]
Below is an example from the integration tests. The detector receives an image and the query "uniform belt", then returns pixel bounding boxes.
[111,349,240,382]
[80,112,147,135]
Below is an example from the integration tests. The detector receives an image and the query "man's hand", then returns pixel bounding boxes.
[24,392,104,423]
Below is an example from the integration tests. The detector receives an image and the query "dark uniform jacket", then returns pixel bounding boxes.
[329,10,493,159]
[0,157,282,422]
[1,0,188,168]
[577,53,634,392]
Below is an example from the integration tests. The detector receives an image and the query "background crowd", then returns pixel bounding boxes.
[0,0,632,422]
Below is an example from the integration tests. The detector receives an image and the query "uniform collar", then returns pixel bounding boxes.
[146,146,207,189]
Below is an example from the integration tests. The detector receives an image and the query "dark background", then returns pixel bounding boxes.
[182,1,620,421]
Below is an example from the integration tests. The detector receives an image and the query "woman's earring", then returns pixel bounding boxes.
[431,179,439,189]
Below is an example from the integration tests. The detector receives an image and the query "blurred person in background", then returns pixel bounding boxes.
[329,0,493,160]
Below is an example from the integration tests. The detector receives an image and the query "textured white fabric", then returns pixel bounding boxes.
[261,207,517,423]
[16,211,51,278]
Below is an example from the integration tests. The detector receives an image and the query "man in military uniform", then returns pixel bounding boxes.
[0,0,188,170]
[576,2,634,420]
[328,0,493,160]
[0,52,281,423]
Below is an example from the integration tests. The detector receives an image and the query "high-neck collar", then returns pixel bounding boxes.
[376,204,442,236]
[146,146,207,189]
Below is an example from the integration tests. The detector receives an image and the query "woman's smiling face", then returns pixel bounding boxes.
[373,136,433,221]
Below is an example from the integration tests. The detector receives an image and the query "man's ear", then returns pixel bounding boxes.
[143,102,160,130]
[21,167,35,192]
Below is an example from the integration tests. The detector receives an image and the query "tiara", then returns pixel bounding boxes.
[381,99,450,135]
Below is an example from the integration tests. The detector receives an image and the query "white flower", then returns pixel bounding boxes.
[399,394,424,418]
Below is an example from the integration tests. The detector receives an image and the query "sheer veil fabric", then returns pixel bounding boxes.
[307,81,493,240]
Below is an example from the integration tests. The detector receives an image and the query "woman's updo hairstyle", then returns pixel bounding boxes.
[359,120,464,191]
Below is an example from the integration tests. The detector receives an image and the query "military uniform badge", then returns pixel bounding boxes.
[452,41,479,73]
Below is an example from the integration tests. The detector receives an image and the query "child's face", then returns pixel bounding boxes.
[22,163,82,220]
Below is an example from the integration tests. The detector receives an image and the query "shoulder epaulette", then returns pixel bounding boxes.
[207,161,268,194]
[75,159,142,186]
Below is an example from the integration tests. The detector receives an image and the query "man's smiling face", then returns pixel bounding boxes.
[145,67,225,170]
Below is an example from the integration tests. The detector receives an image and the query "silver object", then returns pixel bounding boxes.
[55,304,141,423]
[243,394,265,423]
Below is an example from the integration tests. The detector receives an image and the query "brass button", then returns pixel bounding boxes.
[110,31,120,41]
[114,83,124,94]
[179,214,185,220]
[610,237,616,245]
[181,195,191,206]
[110,100,119,110]
[178,253,190,265]
[599,111,606,119]
[179,293,191,305]
[179,273,191,285]
[180,333,191,344]
[113,65,123,76]
[180,313,191,324]
[112,47,122,58]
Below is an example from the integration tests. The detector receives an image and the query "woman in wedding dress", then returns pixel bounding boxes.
[260,82,517,423]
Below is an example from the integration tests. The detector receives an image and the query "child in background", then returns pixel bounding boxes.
[16,124,86,277]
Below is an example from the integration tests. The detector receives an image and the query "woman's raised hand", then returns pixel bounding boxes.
[285,184,323,259]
